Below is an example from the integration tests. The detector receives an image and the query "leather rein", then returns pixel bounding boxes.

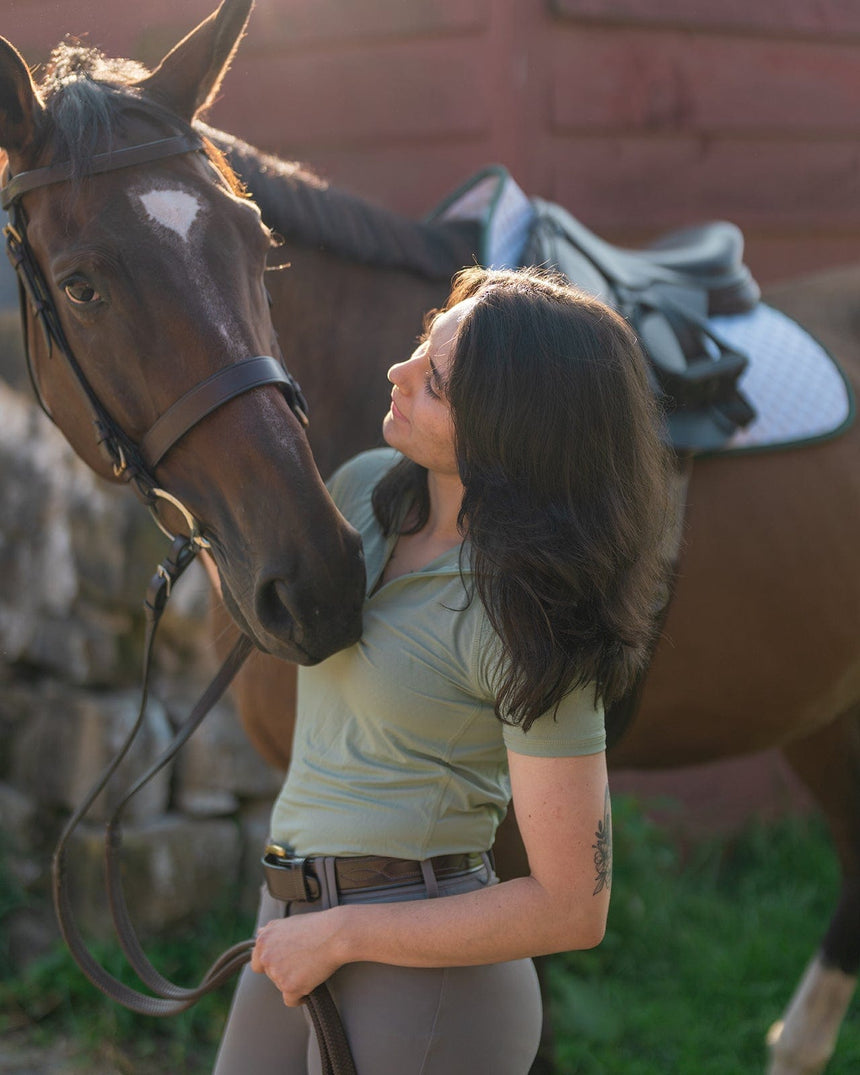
[2,135,357,1075]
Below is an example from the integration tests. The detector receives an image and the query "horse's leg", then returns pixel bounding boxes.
[767,706,860,1075]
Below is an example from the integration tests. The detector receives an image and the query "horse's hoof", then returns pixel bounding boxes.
[766,1020,828,1075]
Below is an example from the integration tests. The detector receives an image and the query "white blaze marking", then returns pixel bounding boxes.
[130,184,238,347]
[139,188,201,240]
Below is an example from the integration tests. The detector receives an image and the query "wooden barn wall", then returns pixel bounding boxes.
[4,0,860,283]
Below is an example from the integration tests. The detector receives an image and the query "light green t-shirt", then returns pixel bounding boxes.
[269,449,605,859]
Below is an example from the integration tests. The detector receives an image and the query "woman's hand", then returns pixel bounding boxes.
[251,908,349,1007]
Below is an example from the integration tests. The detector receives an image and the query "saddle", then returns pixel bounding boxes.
[522,199,760,452]
[429,166,762,453]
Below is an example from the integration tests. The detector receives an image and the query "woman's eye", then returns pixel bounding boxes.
[64,280,100,305]
[423,371,440,399]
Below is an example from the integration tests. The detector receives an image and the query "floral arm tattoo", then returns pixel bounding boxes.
[592,784,613,896]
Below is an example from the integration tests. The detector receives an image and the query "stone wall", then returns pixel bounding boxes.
[0,311,283,971]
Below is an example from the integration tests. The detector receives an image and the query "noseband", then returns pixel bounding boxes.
[1,133,310,550]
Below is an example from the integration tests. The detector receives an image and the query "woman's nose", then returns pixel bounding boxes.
[388,357,413,388]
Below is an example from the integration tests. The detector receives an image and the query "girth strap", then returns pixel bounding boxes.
[141,355,308,468]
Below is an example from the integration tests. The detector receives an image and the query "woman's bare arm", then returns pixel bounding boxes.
[252,750,611,1006]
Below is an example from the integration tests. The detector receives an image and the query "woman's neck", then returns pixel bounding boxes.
[380,469,463,587]
[423,469,464,544]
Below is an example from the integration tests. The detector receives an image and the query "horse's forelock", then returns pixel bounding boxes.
[35,43,152,180]
[31,43,245,195]
[43,41,151,91]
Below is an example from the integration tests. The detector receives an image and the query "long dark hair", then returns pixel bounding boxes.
[373,266,671,731]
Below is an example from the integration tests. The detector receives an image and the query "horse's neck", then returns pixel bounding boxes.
[265,244,449,478]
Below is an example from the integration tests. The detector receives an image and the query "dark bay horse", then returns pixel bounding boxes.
[205,136,860,1075]
[0,0,365,668]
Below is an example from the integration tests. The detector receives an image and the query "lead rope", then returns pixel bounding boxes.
[52,536,357,1075]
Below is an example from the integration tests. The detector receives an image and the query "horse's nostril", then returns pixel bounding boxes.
[254,573,364,662]
[256,578,301,642]
[273,579,293,608]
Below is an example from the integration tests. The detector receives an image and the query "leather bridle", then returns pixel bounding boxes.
[2,132,310,551]
[2,134,357,1075]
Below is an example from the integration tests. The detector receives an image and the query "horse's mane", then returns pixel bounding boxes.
[207,127,478,281]
[36,42,477,281]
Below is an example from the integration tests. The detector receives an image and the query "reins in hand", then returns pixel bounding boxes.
[51,536,357,1075]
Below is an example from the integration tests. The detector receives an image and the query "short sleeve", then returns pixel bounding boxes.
[501,684,606,758]
[474,616,606,758]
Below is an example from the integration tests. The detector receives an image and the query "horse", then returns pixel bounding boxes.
[208,121,860,1075]
[0,0,366,674]
[4,5,859,1075]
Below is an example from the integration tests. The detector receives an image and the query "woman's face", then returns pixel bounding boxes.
[382,298,476,474]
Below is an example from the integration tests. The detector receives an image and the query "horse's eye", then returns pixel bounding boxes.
[64,279,100,305]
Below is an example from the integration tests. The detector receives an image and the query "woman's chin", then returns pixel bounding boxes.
[381,413,402,449]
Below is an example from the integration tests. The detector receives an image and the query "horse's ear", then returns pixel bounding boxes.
[138,0,253,122]
[0,37,46,163]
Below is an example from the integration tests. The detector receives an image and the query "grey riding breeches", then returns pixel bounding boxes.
[212,864,542,1075]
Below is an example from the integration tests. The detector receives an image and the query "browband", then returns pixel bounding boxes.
[1,134,202,210]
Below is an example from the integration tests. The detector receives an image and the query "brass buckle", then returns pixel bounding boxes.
[156,563,174,599]
[112,442,128,478]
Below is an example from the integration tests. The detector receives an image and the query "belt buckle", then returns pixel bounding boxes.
[262,843,321,903]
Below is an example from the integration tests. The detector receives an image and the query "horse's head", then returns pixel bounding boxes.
[0,0,365,663]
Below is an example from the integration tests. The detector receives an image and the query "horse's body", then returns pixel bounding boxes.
[3,3,859,1073]
[207,134,860,1075]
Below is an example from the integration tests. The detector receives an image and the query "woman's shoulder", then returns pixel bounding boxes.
[472,618,606,757]
[326,448,401,512]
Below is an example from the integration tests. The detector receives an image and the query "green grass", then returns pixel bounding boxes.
[0,898,254,1072]
[2,800,858,1073]
[548,797,860,1073]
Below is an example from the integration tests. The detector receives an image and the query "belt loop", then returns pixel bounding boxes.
[481,850,495,879]
[321,856,340,909]
[420,858,440,899]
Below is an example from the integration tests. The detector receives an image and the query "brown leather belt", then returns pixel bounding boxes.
[262,845,486,904]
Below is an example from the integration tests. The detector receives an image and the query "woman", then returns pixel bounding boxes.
[214,266,670,1074]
